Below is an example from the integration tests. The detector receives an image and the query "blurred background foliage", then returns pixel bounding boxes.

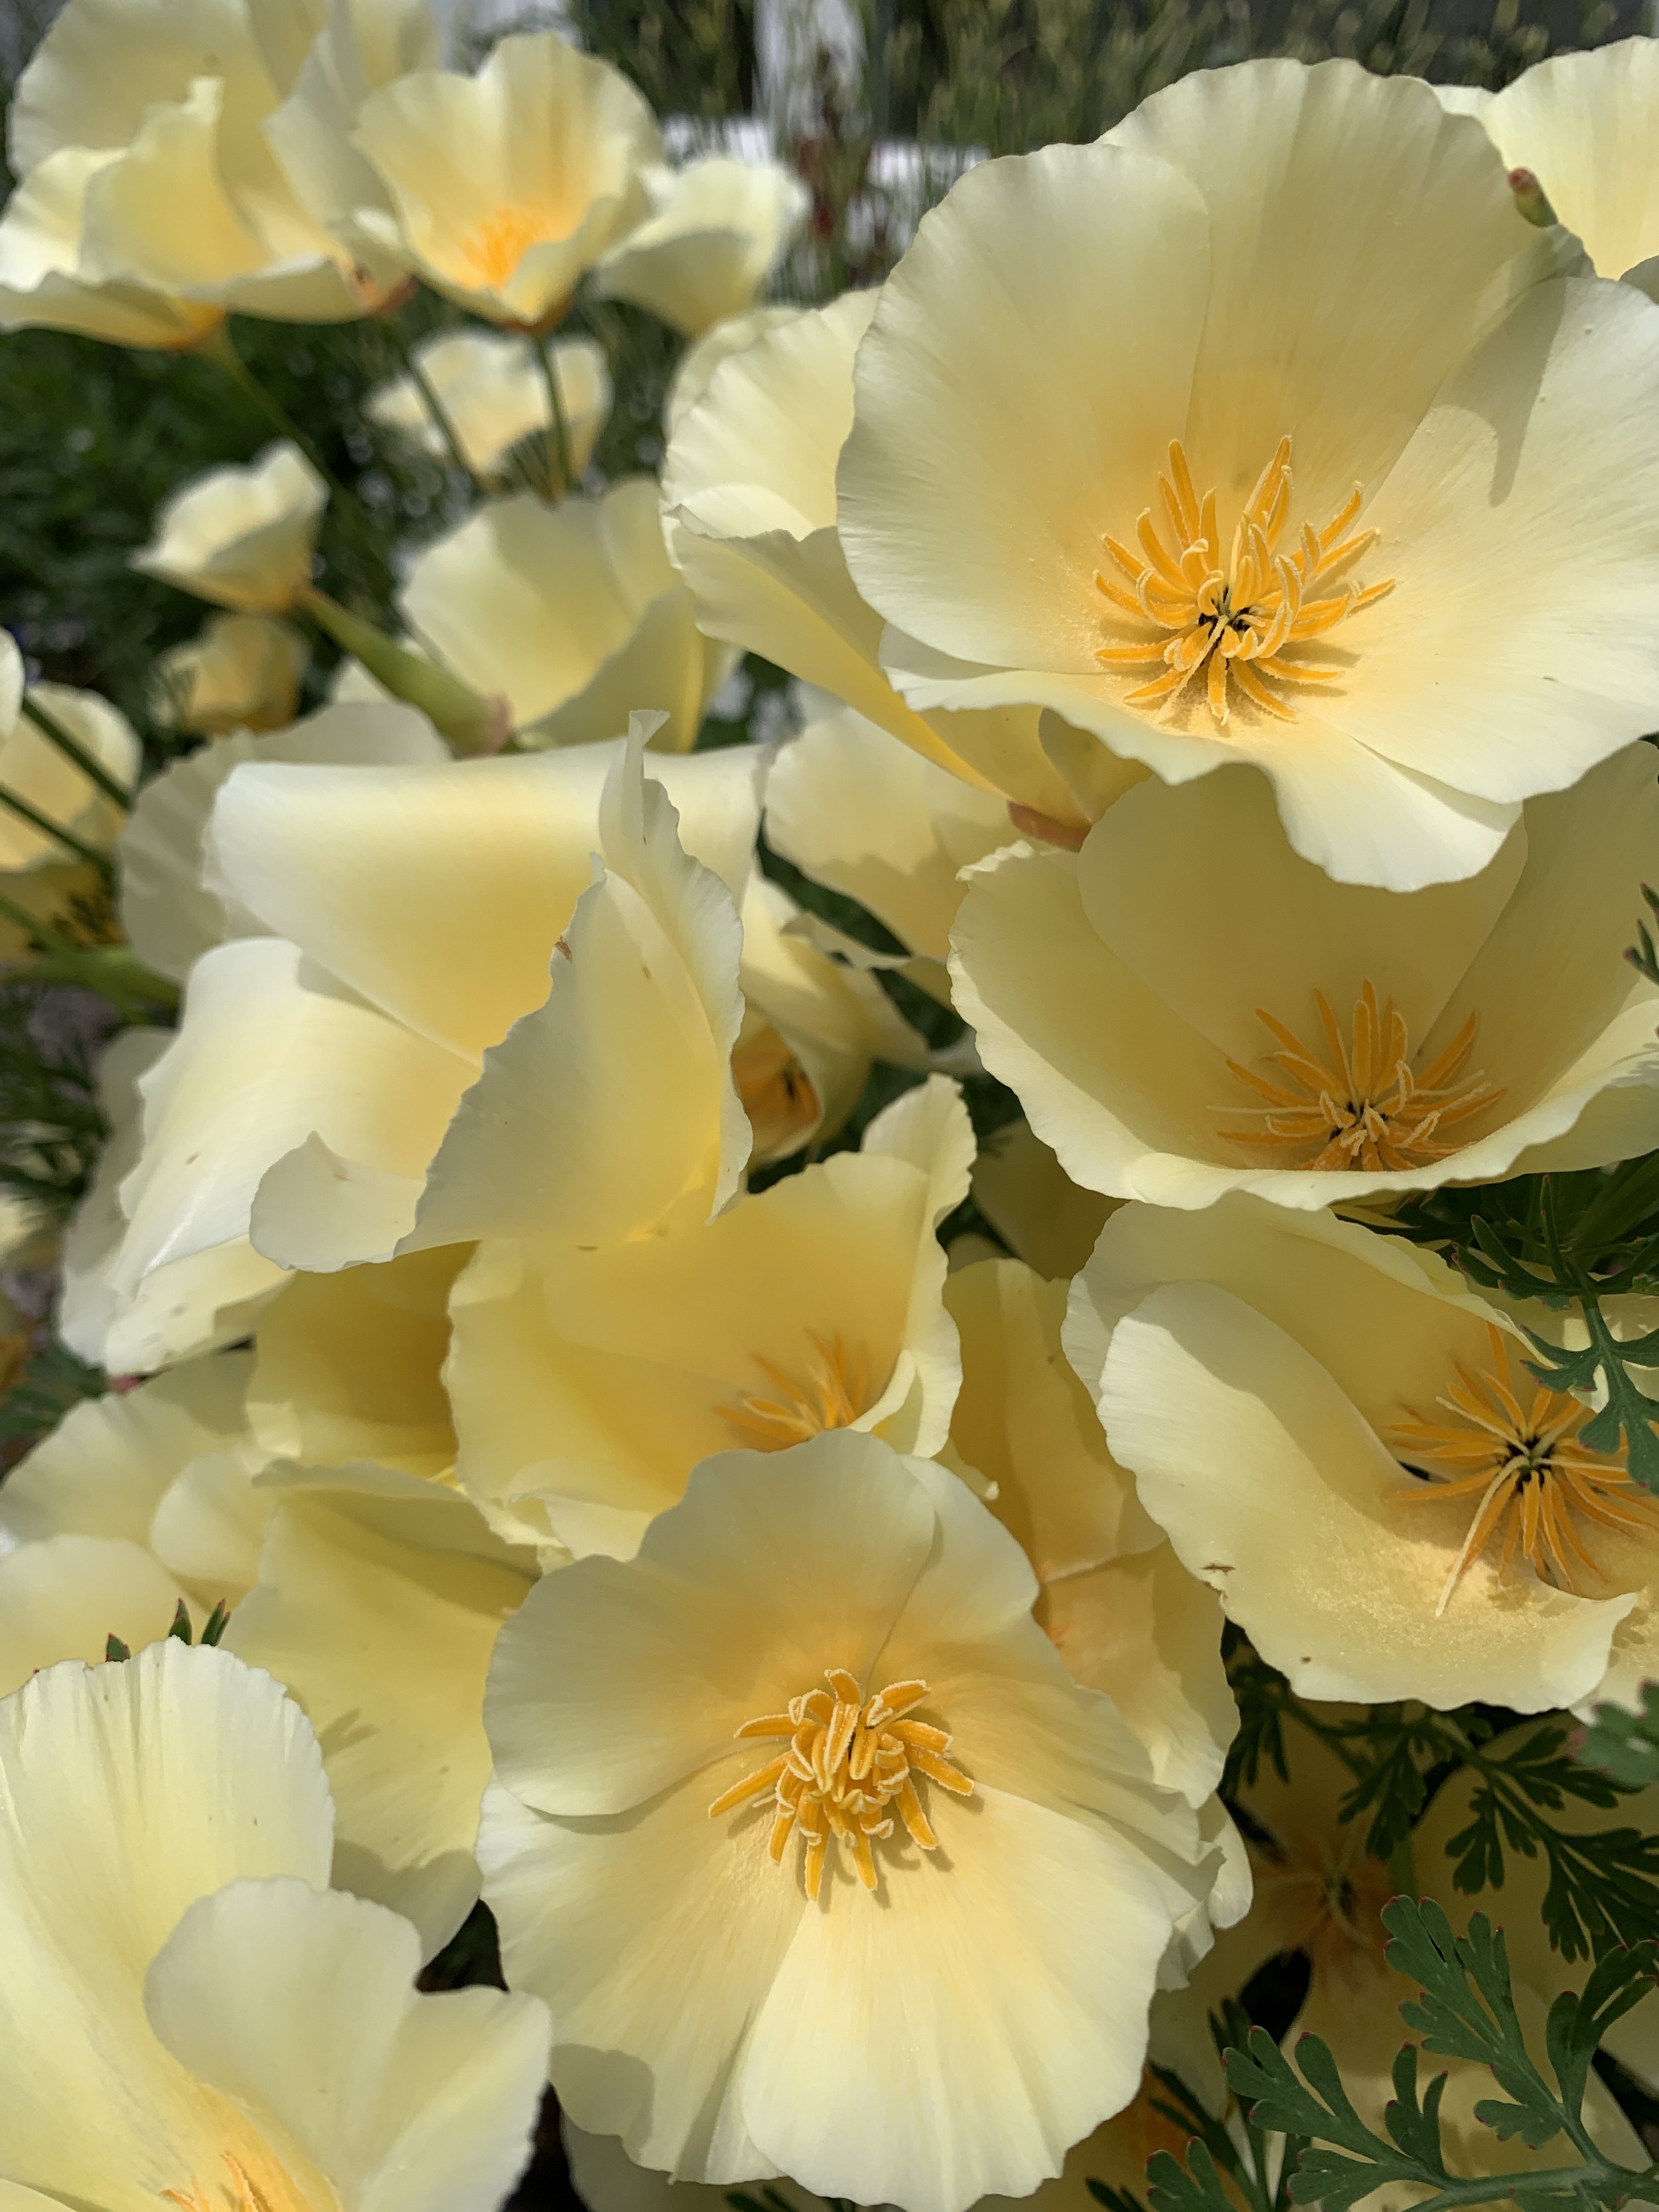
[0,0,1640,738]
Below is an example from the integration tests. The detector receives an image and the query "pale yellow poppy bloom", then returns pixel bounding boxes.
[399,480,735,751]
[478,1430,1226,2212]
[1439,42,1659,297]
[87,734,760,1352]
[735,873,934,1161]
[447,1074,972,1560]
[149,612,309,737]
[663,290,1116,827]
[837,60,1659,889]
[0,649,139,956]
[970,1122,1116,1282]
[954,747,1659,1212]
[594,155,810,336]
[1074,1193,1654,1714]
[0,1639,551,2209]
[368,328,611,482]
[352,30,660,327]
[132,441,327,615]
[227,1461,538,1955]
[3,0,405,324]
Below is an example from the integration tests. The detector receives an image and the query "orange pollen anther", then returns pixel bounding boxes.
[454,201,561,289]
[718,1333,871,1452]
[161,2150,313,2212]
[1389,1323,1659,1613]
[1217,980,1500,1173]
[707,1667,974,1899]
[1094,435,1394,727]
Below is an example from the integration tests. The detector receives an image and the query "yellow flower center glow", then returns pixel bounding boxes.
[718,1333,870,1451]
[1218,980,1500,1172]
[1260,1830,1394,1996]
[1095,437,1394,727]
[732,1024,820,1156]
[453,202,564,289]
[162,2148,316,2212]
[707,1667,974,1899]
[1390,1321,1659,1614]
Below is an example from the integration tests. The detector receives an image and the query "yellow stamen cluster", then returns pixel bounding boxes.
[708,1668,973,1899]
[732,1023,820,1157]
[1220,980,1499,1172]
[454,202,560,289]
[1390,1323,1659,1614]
[163,2150,310,2212]
[1096,437,1394,727]
[719,1333,869,1451]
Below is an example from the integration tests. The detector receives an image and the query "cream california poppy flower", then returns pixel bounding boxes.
[0,0,408,328]
[946,1255,1234,1807]
[352,31,660,329]
[447,1075,971,1560]
[1071,1193,1658,1715]
[399,480,735,751]
[954,745,1659,1213]
[0,649,138,956]
[227,1461,538,1956]
[133,441,327,615]
[83,734,760,1363]
[477,1428,1228,2212]
[368,329,612,482]
[594,155,810,336]
[150,612,309,738]
[0,1638,550,2211]
[835,59,1659,890]
[970,1122,1116,1282]
[735,873,934,1161]
[1439,42,1659,298]
[663,290,1123,830]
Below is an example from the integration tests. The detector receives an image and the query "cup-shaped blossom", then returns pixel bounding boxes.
[84,734,761,1365]
[0,1639,551,2209]
[3,0,402,325]
[663,289,1119,829]
[835,60,1659,889]
[735,873,934,1161]
[1070,1193,1657,1714]
[477,1429,1226,2212]
[1441,42,1659,297]
[133,441,327,615]
[150,612,309,737]
[400,480,734,751]
[352,32,661,327]
[593,155,810,336]
[953,746,1659,1212]
[368,328,612,482]
[0,662,138,956]
[447,1075,972,1560]
[946,1256,1235,1808]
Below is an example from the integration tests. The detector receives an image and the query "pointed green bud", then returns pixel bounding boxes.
[299,588,510,758]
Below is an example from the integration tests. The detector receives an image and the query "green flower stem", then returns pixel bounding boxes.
[0,891,179,1015]
[18,694,133,810]
[386,321,486,495]
[298,587,508,757]
[536,329,576,499]
[0,780,113,876]
[195,324,357,509]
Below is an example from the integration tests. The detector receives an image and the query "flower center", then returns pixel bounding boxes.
[1262,1833,1394,1994]
[718,1333,871,1451]
[1095,436,1394,727]
[707,1667,974,1899]
[162,2148,316,2212]
[1218,980,1500,1172]
[1390,1322,1659,1614]
[732,1022,820,1156]
[454,202,563,289]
